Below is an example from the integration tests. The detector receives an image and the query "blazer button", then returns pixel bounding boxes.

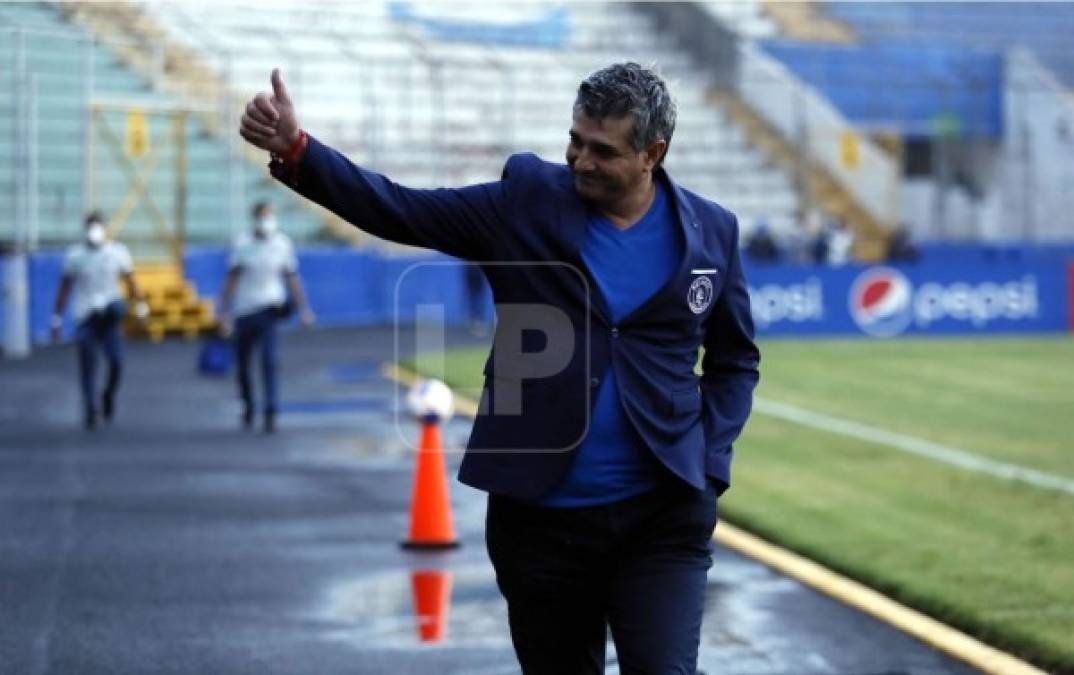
[611,326,619,337]
[590,377,600,388]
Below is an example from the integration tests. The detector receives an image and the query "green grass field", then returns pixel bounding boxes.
[418,337,1074,672]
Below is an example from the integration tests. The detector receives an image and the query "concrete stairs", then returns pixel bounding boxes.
[760,1,856,43]
[125,261,216,342]
[709,89,890,261]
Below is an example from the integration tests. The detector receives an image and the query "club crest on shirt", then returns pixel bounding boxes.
[687,275,714,314]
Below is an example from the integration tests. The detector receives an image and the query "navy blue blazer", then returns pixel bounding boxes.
[271,135,760,500]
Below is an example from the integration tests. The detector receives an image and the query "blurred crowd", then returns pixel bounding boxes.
[742,211,918,266]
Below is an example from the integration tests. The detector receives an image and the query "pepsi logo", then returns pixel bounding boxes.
[848,267,913,337]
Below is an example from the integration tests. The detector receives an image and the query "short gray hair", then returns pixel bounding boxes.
[574,62,676,163]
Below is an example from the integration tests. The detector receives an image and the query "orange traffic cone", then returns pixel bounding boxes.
[401,419,459,549]
[411,570,453,643]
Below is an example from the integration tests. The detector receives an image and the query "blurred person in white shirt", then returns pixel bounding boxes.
[826,219,854,267]
[218,201,315,432]
[51,211,148,429]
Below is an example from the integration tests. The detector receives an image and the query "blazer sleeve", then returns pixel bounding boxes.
[700,212,761,486]
[271,134,507,261]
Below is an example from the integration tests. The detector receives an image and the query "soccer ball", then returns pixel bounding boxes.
[406,378,455,423]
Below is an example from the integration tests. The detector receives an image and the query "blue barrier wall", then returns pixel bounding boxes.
[28,252,66,344]
[183,246,482,329]
[0,255,6,341]
[1,246,1070,350]
[913,242,1074,264]
[0,250,71,346]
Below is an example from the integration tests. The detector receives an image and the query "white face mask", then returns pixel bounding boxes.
[86,223,106,247]
[254,217,278,236]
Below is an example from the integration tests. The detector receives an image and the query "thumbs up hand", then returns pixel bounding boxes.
[239,68,301,154]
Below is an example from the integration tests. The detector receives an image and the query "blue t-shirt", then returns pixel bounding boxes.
[540,181,683,507]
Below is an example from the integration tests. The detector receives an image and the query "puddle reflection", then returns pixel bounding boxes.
[412,570,452,643]
[324,564,509,648]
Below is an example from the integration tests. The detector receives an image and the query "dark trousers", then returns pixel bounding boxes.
[486,480,718,675]
[76,306,124,415]
[234,308,280,416]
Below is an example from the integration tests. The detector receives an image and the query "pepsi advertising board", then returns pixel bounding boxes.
[3,248,1071,346]
[744,258,1071,337]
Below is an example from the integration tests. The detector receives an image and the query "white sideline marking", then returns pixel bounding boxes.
[754,396,1074,496]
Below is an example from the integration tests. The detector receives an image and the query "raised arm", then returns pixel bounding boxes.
[239,70,507,261]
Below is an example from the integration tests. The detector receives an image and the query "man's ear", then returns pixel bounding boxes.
[644,139,667,171]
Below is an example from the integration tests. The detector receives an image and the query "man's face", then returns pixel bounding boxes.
[566,111,660,205]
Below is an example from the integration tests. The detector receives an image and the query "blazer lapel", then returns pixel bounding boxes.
[615,168,704,326]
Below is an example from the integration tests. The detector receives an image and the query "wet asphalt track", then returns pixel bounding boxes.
[0,326,981,675]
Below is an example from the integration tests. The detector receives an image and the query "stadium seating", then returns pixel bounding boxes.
[824,2,1074,89]
[758,2,1074,243]
[758,3,1037,140]
[760,41,1004,138]
[0,1,323,253]
[138,0,804,235]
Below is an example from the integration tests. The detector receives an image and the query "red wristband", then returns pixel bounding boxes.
[282,129,307,164]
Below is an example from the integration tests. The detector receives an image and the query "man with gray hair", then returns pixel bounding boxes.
[241,62,759,673]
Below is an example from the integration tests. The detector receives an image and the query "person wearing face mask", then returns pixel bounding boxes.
[217,201,315,433]
[51,211,149,430]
